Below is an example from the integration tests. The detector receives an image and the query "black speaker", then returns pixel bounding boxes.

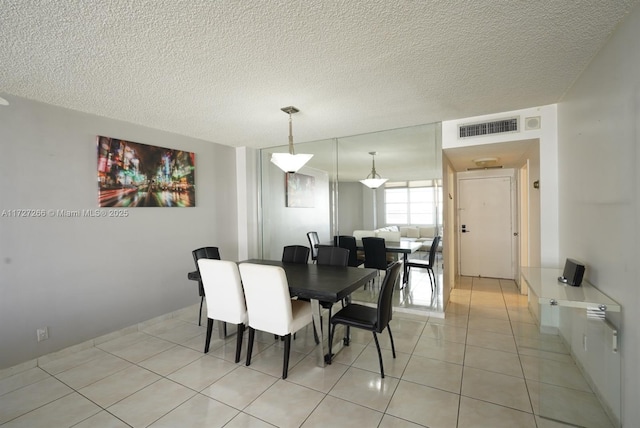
[558,258,585,287]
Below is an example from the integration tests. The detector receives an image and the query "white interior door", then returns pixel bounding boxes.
[458,175,514,278]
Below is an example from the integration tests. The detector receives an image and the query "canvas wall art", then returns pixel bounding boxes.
[97,136,196,207]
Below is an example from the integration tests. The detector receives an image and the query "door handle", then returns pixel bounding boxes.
[461,225,469,233]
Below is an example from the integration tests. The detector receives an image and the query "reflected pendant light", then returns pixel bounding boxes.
[270,106,313,173]
[360,151,388,189]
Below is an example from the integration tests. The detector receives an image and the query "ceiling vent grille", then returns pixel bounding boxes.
[459,117,518,139]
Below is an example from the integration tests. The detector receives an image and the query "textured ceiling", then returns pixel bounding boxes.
[1,0,638,151]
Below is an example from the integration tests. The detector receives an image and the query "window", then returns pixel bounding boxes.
[384,180,441,226]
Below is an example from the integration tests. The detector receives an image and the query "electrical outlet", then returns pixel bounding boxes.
[37,327,49,342]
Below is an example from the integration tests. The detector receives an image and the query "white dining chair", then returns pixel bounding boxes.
[238,262,313,379]
[198,259,247,363]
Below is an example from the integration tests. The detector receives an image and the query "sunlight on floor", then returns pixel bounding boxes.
[351,252,445,316]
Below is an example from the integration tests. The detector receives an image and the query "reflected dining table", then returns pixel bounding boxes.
[321,239,423,286]
[188,259,377,367]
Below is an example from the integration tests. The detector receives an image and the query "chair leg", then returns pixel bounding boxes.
[235,324,245,363]
[204,318,214,353]
[372,332,385,378]
[283,333,292,379]
[328,324,336,364]
[387,325,396,358]
[427,268,435,293]
[246,327,255,366]
[198,296,204,326]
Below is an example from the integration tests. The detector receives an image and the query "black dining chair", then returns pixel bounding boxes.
[306,231,320,263]
[406,236,441,293]
[327,261,403,378]
[362,237,394,287]
[337,235,365,267]
[314,246,350,342]
[192,246,221,326]
[282,245,310,264]
[316,246,349,267]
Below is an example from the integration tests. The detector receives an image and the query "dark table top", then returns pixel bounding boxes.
[188,259,377,303]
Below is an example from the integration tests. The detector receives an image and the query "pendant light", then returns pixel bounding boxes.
[360,151,388,189]
[270,106,313,173]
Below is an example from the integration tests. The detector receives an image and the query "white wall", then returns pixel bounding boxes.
[522,143,541,267]
[236,146,259,260]
[442,105,558,267]
[0,95,238,370]
[557,3,640,425]
[337,181,364,235]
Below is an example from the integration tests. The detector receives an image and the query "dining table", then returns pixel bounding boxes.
[188,259,377,367]
[321,239,423,286]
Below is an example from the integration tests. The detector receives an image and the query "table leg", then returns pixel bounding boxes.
[311,299,351,366]
[311,299,326,367]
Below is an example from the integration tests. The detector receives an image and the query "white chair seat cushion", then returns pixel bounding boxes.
[290,299,313,334]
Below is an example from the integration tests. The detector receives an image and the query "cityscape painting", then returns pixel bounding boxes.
[97,136,196,207]
[286,173,315,208]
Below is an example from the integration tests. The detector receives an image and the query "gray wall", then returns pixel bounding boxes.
[0,95,238,370]
[337,182,364,235]
[557,4,640,425]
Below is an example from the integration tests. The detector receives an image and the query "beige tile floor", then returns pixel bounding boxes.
[0,266,614,427]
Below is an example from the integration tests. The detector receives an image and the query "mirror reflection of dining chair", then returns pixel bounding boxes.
[239,263,314,379]
[337,235,365,267]
[282,245,310,264]
[198,259,247,363]
[306,231,320,263]
[362,237,394,288]
[316,246,349,267]
[327,261,402,378]
[192,247,221,326]
[406,236,441,293]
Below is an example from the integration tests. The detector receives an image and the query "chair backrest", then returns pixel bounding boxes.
[192,247,221,264]
[282,245,310,264]
[307,232,320,261]
[428,236,441,266]
[316,246,349,267]
[337,235,360,267]
[362,237,388,270]
[198,259,247,324]
[192,247,221,296]
[376,261,403,333]
[238,263,293,336]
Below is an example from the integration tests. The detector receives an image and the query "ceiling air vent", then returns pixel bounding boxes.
[459,117,518,139]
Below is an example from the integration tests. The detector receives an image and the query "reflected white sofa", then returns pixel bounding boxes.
[351,226,440,252]
[399,226,440,251]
